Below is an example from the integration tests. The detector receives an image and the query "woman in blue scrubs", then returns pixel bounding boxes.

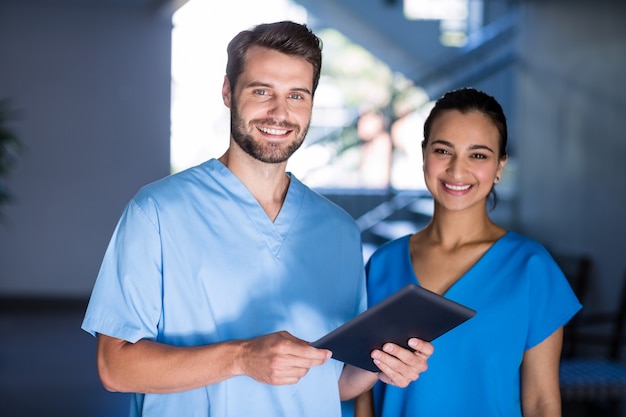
[356,88,581,417]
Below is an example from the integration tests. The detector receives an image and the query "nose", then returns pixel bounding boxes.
[267,96,289,120]
[446,155,466,179]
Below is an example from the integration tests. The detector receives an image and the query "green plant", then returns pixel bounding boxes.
[0,99,21,208]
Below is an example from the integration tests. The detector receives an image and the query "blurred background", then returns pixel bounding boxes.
[0,0,625,415]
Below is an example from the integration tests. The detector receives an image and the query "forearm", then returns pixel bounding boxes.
[521,329,563,417]
[97,334,245,394]
[522,399,561,417]
[338,364,378,401]
[353,389,375,417]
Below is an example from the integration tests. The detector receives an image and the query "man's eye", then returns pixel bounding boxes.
[289,93,303,100]
[472,153,487,159]
[434,148,450,155]
[253,89,267,96]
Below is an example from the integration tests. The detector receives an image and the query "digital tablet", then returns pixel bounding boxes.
[311,284,476,372]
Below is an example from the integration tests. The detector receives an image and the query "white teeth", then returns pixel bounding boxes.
[444,183,471,191]
[259,127,288,135]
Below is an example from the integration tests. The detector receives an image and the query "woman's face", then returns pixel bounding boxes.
[422,109,507,213]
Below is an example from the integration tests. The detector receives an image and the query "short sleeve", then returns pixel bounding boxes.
[525,249,582,349]
[81,198,164,343]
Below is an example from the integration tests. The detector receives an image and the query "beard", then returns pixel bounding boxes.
[230,99,309,164]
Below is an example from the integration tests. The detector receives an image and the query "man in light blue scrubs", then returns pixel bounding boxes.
[81,21,433,417]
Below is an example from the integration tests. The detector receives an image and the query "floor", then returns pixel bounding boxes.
[0,300,130,417]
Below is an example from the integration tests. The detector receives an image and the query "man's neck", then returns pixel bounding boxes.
[218,149,291,221]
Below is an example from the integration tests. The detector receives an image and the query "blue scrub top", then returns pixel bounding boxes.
[82,159,366,417]
[366,232,582,417]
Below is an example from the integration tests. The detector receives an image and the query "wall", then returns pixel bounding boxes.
[0,3,172,296]
[516,1,626,312]
[2,0,625,313]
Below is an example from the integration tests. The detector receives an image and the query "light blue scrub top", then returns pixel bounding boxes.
[366,232,582,417]
[82,159,366,417]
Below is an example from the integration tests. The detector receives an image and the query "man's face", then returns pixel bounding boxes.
[222,46,314,164]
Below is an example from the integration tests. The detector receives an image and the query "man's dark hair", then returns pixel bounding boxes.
[226,21,323,95]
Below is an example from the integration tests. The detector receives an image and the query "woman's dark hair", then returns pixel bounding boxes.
[422,87,508,210]
[226,21,323,95]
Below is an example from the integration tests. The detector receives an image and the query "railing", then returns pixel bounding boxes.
[311,10,521,238]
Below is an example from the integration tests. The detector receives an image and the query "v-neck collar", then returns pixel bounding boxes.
[406,231,511,297]
[209,159,302,257]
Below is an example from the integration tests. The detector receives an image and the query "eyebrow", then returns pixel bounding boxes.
[430,139,495,154]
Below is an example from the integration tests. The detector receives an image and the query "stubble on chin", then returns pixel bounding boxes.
[231,118,308,164]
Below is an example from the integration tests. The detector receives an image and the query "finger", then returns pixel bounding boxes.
[371,347,412,387]
[265,363,310,385]
[371,344,428,387]
[275,332,332,363]
[278,342,332,368]
[379,343,425,373]
[372,355,412,388]
[408,338,434,358]
[290,344,332,364]
[263,352,320,385]
[285,351,330,369]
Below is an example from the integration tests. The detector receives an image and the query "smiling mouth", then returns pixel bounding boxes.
[257,126,290,136]
[444,183,471,191]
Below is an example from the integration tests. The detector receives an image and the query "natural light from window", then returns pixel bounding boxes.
[170,0,307,174]
[403,0,474,47]
[171,0,429,191]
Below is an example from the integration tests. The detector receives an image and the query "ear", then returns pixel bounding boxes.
[222,75,232,108]
[495,155,508,183]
